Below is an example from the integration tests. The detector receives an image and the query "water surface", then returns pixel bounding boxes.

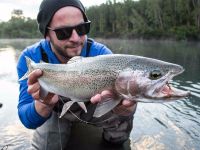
[0,39,199,150]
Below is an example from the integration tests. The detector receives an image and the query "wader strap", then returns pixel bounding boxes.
[40,44,49,63]
[86,38,93,57]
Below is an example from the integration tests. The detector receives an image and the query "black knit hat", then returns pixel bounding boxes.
[37,0,88,37]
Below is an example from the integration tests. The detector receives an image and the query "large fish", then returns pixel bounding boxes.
[19,54,190,118]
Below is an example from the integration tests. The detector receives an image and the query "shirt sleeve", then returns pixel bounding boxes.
[17,50,49,129]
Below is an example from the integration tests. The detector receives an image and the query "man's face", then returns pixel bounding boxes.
[46,6,86,61]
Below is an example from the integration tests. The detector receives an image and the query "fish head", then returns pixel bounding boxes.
[115,57,190,103]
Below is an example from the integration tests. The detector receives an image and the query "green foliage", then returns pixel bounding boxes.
[0,16,41,39]
[169,25,200,40]
[86,0,200,40]
[1,0,200,40]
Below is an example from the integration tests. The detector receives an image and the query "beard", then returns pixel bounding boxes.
[49,36,84,59]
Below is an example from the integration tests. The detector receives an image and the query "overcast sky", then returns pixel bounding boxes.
[0,0,110,21]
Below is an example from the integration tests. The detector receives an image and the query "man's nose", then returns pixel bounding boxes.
[69,29,80,42]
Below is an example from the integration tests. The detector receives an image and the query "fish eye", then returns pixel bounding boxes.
[149,70,162,80]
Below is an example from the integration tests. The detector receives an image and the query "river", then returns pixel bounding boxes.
[0,39,199,150]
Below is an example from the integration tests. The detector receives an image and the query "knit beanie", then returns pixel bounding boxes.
[37,0,88,37]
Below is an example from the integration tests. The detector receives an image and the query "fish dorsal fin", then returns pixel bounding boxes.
[39,60,46,63]
[67,56,83,64]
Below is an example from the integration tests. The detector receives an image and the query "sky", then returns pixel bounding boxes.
[0,0,113,22]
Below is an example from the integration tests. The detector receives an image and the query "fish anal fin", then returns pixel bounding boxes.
[93,98,121,118]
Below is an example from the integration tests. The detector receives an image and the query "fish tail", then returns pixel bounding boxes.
[18,56,34,81]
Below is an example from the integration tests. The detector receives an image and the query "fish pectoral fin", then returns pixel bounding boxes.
[77,102,87,113]
[93,98,121,118]
[39,60,46,63]
[18,70,29,81]
[59,101,74,118]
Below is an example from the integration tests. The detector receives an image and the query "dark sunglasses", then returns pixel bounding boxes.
[47,21,91,40]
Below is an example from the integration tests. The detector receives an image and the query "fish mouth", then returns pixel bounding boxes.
[152,82,190,100]
[141,70,190,102]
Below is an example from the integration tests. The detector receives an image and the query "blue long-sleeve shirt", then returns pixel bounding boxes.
[17,39,112,129]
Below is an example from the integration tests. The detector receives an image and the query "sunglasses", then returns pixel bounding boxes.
[47,21,91,40]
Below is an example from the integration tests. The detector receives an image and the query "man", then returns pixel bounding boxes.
[17,0,137,149]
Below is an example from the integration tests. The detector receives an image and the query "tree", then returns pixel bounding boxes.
[11,9,24,19]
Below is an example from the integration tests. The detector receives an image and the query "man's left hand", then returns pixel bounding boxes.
[90,90,137,116]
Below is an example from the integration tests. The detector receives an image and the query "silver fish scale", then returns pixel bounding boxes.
[39,66,119,101]
[86,55,171,74]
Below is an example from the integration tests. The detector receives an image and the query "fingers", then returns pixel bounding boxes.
[101,90,113,98]
[41,93,59,106]
[122,99,137,107]
[90,90,114,104]
[43,92,55,102]
[113,104,134,116]
[52,95,59,103]
[26,69,57,105]
[27,82,40,95]
[31,90,40,100]
[48,94,59,106]
[34,94,59,118]
[113,99,137,116]
[90,94,101,104]
[27,69,42,100]
[90,90,137,109]
[27,69,43,85]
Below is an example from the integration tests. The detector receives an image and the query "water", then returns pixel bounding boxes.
[0,46,33,149]
[0,39,199,150]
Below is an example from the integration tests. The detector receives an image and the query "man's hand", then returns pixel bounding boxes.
[27,69,59,117]
[90,90,137,116]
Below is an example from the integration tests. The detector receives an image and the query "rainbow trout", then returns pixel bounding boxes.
[19,54,190,118]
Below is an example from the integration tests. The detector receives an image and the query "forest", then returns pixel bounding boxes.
[0,0,200,40]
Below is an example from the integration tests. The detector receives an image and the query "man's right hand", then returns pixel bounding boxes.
[27,69,59,117]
